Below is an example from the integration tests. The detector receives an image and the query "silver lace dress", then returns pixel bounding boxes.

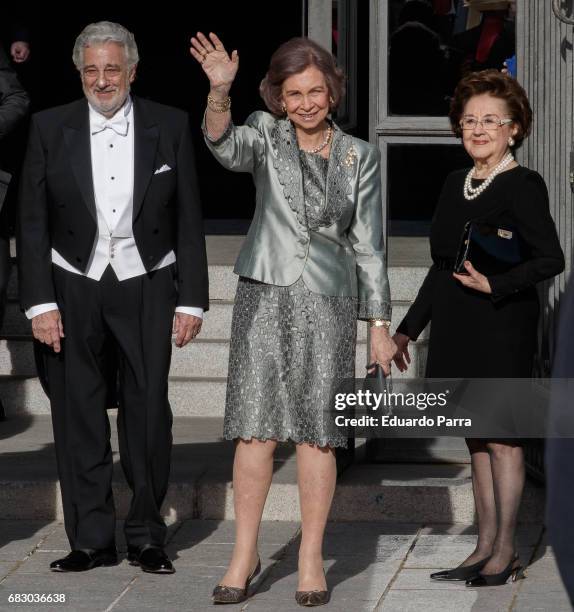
[223,150,357,448]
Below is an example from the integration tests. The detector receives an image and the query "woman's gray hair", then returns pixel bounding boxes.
[72,21,139,69]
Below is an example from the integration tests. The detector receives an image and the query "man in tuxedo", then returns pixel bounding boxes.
[17,21,208,573]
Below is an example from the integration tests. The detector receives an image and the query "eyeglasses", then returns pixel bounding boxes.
[460,115,514,131]
[82,67,123,82]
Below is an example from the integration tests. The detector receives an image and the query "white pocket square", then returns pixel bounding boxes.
[154,164,172,175]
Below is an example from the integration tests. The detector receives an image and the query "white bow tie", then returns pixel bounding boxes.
[91,112,129,136]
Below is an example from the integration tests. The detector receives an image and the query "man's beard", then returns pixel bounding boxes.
[85,85,130,116]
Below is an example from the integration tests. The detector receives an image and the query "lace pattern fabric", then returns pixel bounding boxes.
[299,151,328,228]
[271,119,306,227]
[223,120,372,446]
[271,118,357,230]
[224,276,356,448]
[358,299,393,321]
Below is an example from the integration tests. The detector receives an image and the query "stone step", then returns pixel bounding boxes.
[0,415,544,523]
[2,300,249,338]
[0,376,228,418]
[0,337,428,417]
[0,337,352,378]
[366,437,472,464]
[7,234,432,302]
[205,265,430,302]
[198,301,421,343]
[5,261,430,304]
[0,335,427,380]
[0,299,425,342]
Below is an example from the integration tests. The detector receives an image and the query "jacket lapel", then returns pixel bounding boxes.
[326,123,356,197]
[63,100,97,222]
[132,96,158,221]
[271,117,357,230]
[324,124,340,206]
[271,118,306,228]
[325,123,356,222]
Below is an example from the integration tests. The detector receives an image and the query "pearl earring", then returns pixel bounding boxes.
[281,102,287,114]
[508,137,515,147]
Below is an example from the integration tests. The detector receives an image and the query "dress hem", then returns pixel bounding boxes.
[222,432,348,449]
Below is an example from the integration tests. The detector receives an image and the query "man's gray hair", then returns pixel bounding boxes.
[72,21,139,69]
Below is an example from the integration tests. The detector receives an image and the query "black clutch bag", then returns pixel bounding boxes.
[454,221,524,275]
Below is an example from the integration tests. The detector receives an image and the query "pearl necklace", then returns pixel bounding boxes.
[299,126,333,154]
[463,153,514,200]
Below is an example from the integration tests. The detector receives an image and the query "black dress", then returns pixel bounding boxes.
[397,166,565,378]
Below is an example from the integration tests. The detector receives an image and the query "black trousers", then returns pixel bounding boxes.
[42,264,177,551]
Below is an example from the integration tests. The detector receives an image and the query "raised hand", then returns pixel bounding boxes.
[190,32,238,94]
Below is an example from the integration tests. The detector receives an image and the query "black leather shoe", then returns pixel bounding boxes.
[466,554,526,587]
[127,546,175,574]
[50,549,118,572]
[430,556,491,581]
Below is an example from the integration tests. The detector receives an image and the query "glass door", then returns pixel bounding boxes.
[372,0,517,236]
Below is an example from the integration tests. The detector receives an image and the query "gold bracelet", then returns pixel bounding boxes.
[369,319,391,329]
[207,94,231,113]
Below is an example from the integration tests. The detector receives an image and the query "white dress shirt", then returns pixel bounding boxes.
[26,97,203,321]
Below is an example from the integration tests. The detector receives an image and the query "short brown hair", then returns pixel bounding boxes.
[260,37,345,116]
[449,70,533,149]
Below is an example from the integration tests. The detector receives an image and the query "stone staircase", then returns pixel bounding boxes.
[0,237,431,417]
[0,236,545,523]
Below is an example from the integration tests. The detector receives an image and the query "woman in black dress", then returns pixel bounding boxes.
[393,70,564,587]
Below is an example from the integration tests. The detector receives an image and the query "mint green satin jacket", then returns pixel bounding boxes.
[203,111,391,320]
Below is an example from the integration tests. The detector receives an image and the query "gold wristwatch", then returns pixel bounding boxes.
[369,319,391,329]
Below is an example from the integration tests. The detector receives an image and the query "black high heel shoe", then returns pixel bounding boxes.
[430,556,491,581]
[212,558,261,604]
[465,554,526,587]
